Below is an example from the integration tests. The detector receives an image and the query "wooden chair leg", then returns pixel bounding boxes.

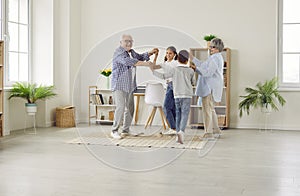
[149,107,157,126]
[145,108,153,129]
[164,113,170,128]
[158,107,167,130]
[145,107,156,129]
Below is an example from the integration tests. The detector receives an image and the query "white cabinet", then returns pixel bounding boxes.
[88,86,115,125]
[189,48,231,128]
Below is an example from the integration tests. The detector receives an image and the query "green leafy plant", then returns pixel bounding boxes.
[239,77,286,117]
[203,34,217,41]
[100,68,112,77]
[9,82,57,103]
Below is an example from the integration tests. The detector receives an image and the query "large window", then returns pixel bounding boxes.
[6,0,30,83]
[0,0,30,85]
[278,0,300,89]
[0,1,2,39]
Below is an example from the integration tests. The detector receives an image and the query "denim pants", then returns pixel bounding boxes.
[163,82,176,129]
[175,98,191,132]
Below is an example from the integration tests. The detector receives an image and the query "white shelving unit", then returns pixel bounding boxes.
[88,86,115,125]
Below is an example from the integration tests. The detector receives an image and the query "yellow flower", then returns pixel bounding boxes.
[100,68,112,77]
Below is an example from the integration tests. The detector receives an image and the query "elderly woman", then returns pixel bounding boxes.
[190,38,224,139]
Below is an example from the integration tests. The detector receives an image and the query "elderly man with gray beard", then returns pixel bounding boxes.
[110,34,158,139]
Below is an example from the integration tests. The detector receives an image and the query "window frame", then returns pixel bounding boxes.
[0,0,3,40]
[3,0,31,87]
[278,0,300,90]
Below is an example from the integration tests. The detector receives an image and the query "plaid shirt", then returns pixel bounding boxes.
[111,46,150,93]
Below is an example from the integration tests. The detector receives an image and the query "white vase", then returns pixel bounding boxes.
[261,104,272,114]
[106,77,110,89]
[25,103,37,116]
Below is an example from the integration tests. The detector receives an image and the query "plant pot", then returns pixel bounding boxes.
[206,41,211,48]
[25,103,37,115]
[261,104,272,114]
[99,75,110,90]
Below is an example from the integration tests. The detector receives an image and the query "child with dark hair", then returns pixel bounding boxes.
[164,46,178,61]
[152,50,195,144]
[153,46,178,135]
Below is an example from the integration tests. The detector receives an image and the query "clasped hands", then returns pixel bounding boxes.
[146,48,159,70]
[148,48,159,56]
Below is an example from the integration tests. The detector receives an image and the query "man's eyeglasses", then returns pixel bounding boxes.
[209,45,216,49]
[123,40,134,44]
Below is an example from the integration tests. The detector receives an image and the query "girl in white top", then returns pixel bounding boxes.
[153,46,178,135]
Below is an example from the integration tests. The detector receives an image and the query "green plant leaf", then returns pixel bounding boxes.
[238,77,286,117]
[9,82,57,103]
[203,34,217,41]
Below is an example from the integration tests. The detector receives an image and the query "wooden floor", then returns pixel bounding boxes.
[0,125,300,196]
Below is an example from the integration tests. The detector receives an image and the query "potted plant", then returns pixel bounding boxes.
[238,77,286,117]
[203,34,217,48]
[100,68,112,89]
[9,82,57,115]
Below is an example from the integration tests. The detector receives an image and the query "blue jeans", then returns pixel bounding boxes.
[175,98,191,132]
[163,82,176,129]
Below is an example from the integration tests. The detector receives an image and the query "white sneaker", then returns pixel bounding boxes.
[121,131,143,137]
[213,133,221,138]
[162,128,177,135]
[213,129,222,139]
[201,133,215,140]
[120,131,130,137]
[176,130,184,144]
[110,131,121,139]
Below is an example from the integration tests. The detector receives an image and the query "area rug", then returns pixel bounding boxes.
[68,132,208,150]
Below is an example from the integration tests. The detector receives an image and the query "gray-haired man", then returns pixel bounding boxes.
[110,34,158,139]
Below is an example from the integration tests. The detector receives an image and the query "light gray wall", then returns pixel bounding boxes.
[6,0,300,134]
[76,0,300,130]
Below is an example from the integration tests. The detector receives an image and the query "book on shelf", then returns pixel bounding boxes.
[99,94,104,104]
[91,94,105,105]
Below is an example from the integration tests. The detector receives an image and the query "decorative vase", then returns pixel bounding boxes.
[99,75,111,90]
[25,103,37,116]
[108,96,113,104]
[106,77,110,89]
[206,41,211,48]
[261,104,272,114]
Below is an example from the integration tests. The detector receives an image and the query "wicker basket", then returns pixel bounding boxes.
[108,110,114,121]
[56,106,75,127]
[218,115,226,126]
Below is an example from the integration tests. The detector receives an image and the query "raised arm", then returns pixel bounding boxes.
[131,48,159,61]
[153,49,159,65]
[191,57,203,75]
[152,63,174,80]
[134,61,153,67]
[193,56,219,77]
